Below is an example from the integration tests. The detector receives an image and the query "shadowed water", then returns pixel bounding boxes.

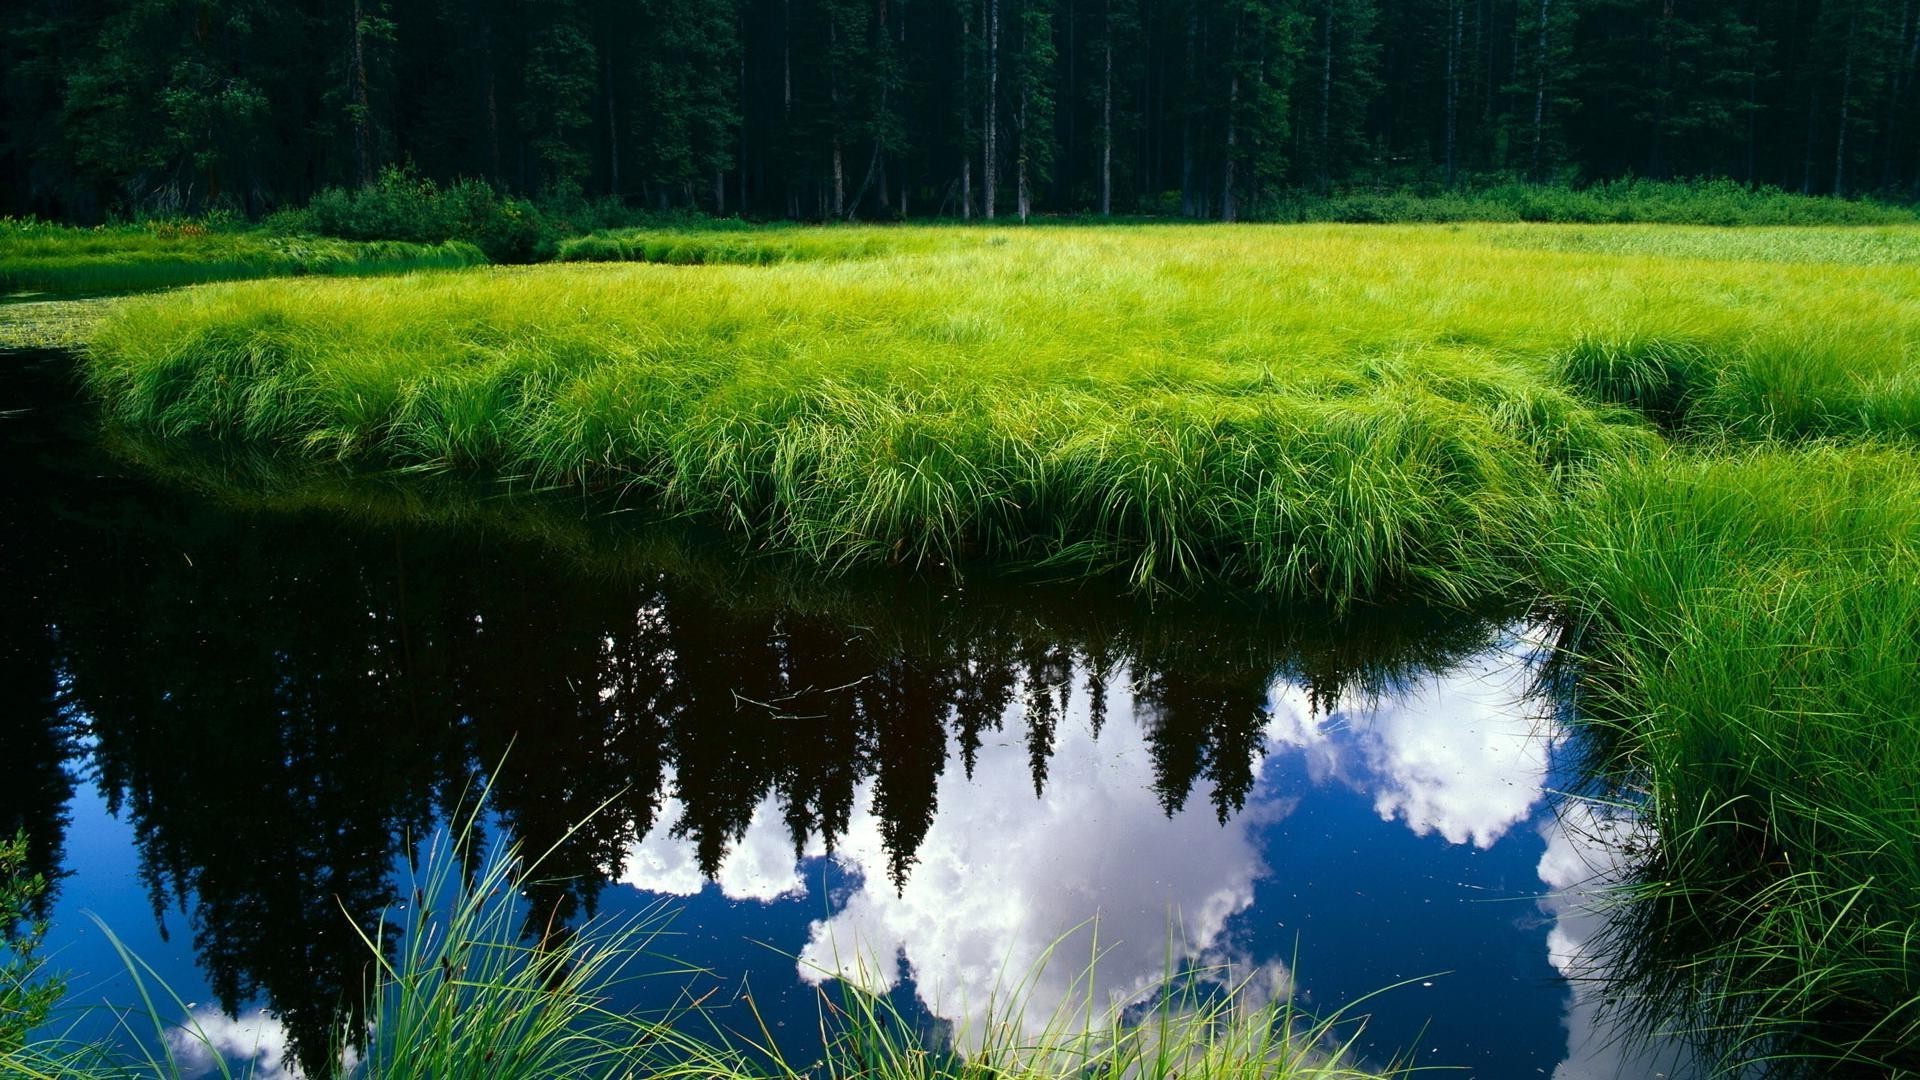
[1,349,1684,1079]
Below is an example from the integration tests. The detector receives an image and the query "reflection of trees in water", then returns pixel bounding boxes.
[7,408,1510,1077]
[0,356,78,909]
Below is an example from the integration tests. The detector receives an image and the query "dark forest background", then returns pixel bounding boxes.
[4,0,1919,223]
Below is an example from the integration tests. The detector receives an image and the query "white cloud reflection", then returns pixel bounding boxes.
[618,772,814,902]
[166,1007,297,1080]
[1264,625,1563,849]
[795,672,1294,1046]
[614,626,1647,1071]
[1537,803,1692,1080]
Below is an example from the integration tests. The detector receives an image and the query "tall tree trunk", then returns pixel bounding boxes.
[739,21,748,212]
[963,2,974,218]
[1802,88,1821,194]
[830,14,845,216]
[1221,71,1238,221]
[1530,0,1551,180]
[1445,0,1460,186]
[483,18,501,182]
[1101,0,1113,216]
[1835,11,1857,195]
[351,0,375,187]
[1181,2,1198,215]
[1018,82,1031,221]
[605,45,620,197]
[1320,0,1334,194]
[986,0,1000,218]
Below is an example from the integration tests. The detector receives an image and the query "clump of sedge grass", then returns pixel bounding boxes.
[1542,446,1920,1072]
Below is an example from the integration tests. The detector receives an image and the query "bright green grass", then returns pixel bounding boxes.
[556,223,965,264]
[0,219,487,296]
[1544,447,1920,1071]
[82,222,1920,598]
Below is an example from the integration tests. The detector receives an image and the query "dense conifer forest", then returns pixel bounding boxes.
[5,0,1919,222]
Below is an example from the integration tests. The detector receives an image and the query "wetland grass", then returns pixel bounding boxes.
[66,221,1920,1070]
[1544,448,1920,1071]
[0,219,486,296]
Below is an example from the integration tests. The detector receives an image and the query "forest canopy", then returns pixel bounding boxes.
[3,0,1917,223]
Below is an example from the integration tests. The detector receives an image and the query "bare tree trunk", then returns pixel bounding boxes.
[1530,0,1551,180]
[1319,0,1334,193]
[739,22,748,212]
[1445,0,1459,186]
[1221,72,1238,221]
[986,0,1000,218]
[1180,3,1197,214]
[830,14,845,216]
[482,17,501,182]
[351,0,375,186]
[1803,88,1820,194]
[962,2,974,218]
[605,46,620,197]
[1018,84,1031,221]
[1101,0,1113,216]
[1835,11,1857,195]
[715,169,726,213]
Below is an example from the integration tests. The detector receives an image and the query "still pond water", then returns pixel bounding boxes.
[2,350,1681,1078]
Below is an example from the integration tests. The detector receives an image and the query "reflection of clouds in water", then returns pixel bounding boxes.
[617,628,1608,1064]
[1538,802,1689,1080]
[1265,627,1562,849]
[166,1007,296,1080]
[797,673,1294,1045]
[618,769,814,901]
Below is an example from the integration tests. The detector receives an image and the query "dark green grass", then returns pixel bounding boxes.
[1259,179,1920,226]
[0,219,486,296]
[1543,447,1920,1072]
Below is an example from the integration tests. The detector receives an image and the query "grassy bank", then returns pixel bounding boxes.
[81,223,1920,597]
[1544,448,1920,1071]
[0,219,486,296]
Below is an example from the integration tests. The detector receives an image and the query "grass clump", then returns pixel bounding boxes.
[0,217,485,297]
[555,224,958,265]
[1260,178,1920,226]
[1542,447,1920,1072]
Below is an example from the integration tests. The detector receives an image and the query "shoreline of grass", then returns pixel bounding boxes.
[1,219,486,297]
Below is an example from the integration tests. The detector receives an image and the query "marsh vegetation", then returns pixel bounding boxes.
[6,216,1919,1075]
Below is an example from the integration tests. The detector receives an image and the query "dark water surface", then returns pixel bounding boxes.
[2,350,1677,1078]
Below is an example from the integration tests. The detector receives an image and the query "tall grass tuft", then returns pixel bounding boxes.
[1542,447,1920,1073]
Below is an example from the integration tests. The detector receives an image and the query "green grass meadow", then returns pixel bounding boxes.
[41,220,1920,1071]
